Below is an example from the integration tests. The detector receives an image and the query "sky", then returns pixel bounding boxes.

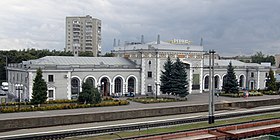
[0,0,280,56]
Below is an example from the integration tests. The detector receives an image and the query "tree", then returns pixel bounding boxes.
[160,56,173,95]
[31,68,48,105]
[222,62,239,93]
[170,57,189,97]
[266,68,277,91]
[251,51,275,65]
[78,80,101,104]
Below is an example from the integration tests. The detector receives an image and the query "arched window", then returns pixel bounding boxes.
[214,75,219,89]
[204,76,209,89]
[71,78,80,99]
[128,77,135,92]
[239,75,245,88]
[114,77,122,93]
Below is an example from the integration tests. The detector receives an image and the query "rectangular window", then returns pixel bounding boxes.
[192,74,200,90]
[265,73,268,77]
[251,72,254,78]
[148,71,152,78]
[147,86,152,92]
[48,90,54,98]
[48,75,54,82]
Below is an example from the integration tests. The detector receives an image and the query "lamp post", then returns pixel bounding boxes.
[15,84,23,110]
[101,82,104,96]
[208,50,215,124]
[155,81,160,99]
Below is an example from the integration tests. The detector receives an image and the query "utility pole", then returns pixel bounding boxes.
[208,50,215,124]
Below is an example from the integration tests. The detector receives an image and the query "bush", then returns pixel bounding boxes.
[128,97,184,104]
[262,90,278,95]
[220,91,263,97]
[0,100,129,113]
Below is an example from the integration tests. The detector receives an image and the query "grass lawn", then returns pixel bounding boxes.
[66,112,280,140]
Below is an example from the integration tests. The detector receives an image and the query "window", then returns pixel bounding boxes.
[48,90,54,98]
[48,75,54,82]
[265,73,268,77]
[148,71,152,78]
[147,86,152,92]
[251,72,254,78]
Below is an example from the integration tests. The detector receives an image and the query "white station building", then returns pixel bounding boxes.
[7,38,272,101]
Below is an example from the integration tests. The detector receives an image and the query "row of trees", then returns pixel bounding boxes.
[0,49,114,82]
[31,68,101,105]
[251,51,275,66]
[160,57,188,98]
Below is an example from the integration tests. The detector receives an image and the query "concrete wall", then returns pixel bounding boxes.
[1,98,280,131]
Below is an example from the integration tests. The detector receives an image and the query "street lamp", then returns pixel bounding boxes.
[208,50,215,124]
[155,81,160,99]
[101,82,104,96]
[15,83,23,110]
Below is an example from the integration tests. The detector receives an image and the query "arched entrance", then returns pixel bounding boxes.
[204,76,209,89]
[86,77,95,88]
[100,77,110,96]
[222,75,227,88]
[114,77,123,94]
[239,75,245,89]
[127,77,135,93]
[71,77,80,99]
[214,75,219,89]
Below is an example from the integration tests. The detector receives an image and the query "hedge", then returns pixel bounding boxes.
[0,100,129,113]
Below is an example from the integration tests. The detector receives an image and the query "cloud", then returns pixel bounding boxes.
[0,0,279,56]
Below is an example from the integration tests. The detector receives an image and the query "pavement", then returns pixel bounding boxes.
[0,93,279,120]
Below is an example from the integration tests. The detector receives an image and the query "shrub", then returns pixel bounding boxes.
[0,100,129,113]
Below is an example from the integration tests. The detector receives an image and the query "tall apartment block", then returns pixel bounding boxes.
[65,15,101,56]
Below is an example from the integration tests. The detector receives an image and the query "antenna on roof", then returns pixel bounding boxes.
[113,38,116,47]
[157,34,160,44]
[200,37,203,46]
[118,39,120,46]
[141,35,144,44]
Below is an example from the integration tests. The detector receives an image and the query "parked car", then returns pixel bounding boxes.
[125,92,135,97]
[111,93,121,98]
[1,82,8,91]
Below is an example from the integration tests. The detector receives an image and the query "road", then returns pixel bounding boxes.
[0,93,279,120]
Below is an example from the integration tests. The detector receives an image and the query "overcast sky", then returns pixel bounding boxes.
[0,0,279,56]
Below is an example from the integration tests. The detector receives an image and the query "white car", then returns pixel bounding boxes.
[1,82,8,91]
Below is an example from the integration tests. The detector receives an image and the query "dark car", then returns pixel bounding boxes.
[125,92,135,97]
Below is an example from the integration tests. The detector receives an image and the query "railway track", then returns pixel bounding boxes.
[1,106,280,140]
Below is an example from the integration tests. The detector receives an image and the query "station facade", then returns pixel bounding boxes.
[7,39,272,101]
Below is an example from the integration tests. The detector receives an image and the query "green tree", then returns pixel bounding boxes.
[266,68,277,91]
[78,80,101,104]
[31,68,47,105]
[160,56,173,95]
[251,51,275,65]
[222,62,239,93]
[102,52,115,57]
[170,57,188,97]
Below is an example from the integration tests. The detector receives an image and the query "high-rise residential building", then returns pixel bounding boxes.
[65,15,101,56]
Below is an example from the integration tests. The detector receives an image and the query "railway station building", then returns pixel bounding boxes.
[7,38,272,101]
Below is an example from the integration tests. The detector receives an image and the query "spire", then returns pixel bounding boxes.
[141,35,144,44]
[200,37,203,46]
[113,38,116,47]
[118,39,120,46]
[157,34,160,44]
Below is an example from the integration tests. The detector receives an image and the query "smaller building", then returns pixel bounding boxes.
[7,56,140,101]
